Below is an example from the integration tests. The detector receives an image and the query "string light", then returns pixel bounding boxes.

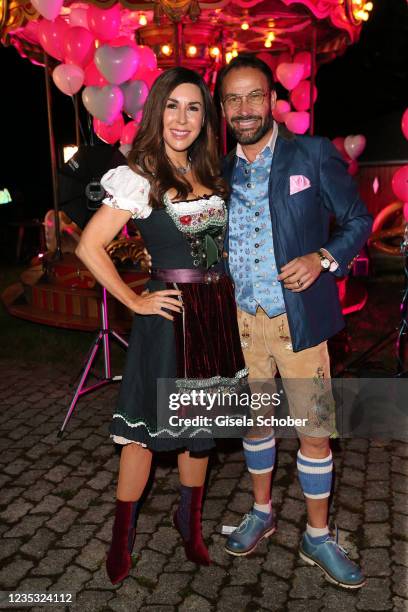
[161,44,173,56]
[138,13,147,26]
[241,22,249,30]
[232,49,238,58]
[209,46,220,58]
[226,51,233,64]
[187,45,198,57]
[264,40,272,48]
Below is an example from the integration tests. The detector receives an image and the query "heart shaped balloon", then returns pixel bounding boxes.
[82,85,124,123]
[95,45,140,85]
[344,135,366,160]
[38,17,69,61]
[401,108,408,141]
[84,60,108,87]
[64,27,95,68]
[88,5,121,41]
[121,80,149,119]
[32,0,64,21]
[290,80,317,112]
[294,52,312,79]
[53,63,84,95]
[93,116,124,144]
[392,165,408,203]
[137,45,157,70]
[272,100,291,123]
[120,120,140,145]
[276,63,304,91]
[284,111,310,134]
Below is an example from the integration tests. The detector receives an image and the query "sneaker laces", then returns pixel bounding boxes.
[326,525,352,559]
[236,512,257,533]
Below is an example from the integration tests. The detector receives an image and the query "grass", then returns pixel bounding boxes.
[0,263,127,368]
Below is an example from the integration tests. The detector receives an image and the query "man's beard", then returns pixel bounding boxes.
[228,114,273,145]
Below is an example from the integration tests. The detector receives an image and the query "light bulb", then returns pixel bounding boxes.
[138,14,147,26]
[161,44,172,56]
[209,46,220,58]
[241,22,249,30]
[187,45,197,57]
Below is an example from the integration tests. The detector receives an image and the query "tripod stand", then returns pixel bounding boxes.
[58,287,128,437]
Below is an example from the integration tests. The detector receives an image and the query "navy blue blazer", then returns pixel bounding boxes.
[223,127,373,352]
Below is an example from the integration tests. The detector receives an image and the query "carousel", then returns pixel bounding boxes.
[1,0,377,335]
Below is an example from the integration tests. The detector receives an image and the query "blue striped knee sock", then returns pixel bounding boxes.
[243,433,276,476]
[297,450,333,499]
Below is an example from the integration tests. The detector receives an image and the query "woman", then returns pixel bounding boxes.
[76,67,247,584]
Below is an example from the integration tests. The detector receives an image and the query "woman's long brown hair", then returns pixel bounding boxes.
[127,67,228,208]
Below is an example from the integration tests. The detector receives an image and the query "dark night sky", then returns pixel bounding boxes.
[1,0,407,218]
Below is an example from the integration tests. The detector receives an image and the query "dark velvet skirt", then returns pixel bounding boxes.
[110,274,247,453]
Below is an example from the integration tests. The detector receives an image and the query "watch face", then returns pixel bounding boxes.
[321,258,331,270]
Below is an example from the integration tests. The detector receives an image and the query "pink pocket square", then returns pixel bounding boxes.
[290,175,311,195]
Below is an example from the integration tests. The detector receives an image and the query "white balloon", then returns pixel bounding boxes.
[32,0,64,21]
[52,64,84,96]
[94,45,140,85]
[344,135,366,160]
[82,85,124,123]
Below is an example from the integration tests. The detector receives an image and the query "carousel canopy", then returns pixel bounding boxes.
[1,0,370,66]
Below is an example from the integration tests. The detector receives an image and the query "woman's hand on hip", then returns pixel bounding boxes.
[131,289,183,320]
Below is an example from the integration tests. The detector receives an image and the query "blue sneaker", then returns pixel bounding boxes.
[225,510,276,556]
[299,531,365,589]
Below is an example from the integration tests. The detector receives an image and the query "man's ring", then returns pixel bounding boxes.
[297,280,304,288]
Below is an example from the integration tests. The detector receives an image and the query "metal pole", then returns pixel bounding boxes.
[43,52,62,259]
[309,25,317,136]
[74,94,81,147]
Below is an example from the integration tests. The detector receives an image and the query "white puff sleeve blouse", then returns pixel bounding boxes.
[101,165,152,219]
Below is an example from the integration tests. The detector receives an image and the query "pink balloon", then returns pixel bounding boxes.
[23,20,40,45]
[403,202,408,222]
[38,17,69,61]
[95,45,140,85]
[402,109,408,141]
[93,115,124,144]
[347,160,359,176]
[284,111,310,134]
[64,27,95,68]
[137,45,157,70]
[142,67,162,89]
[82,85,124,123]
[294,52,312,79]
[52,63,84,95]
[276,63,304,91]
[110,36,137,49]
[120,120,140,145]
[272,99,291,123]
[392,165,408,202]
[344,134,366,160]
[69,6,89,29]
[32,0,64,21]
[84,60,108,87]
[88,5,121,41]
[290,80,317,112]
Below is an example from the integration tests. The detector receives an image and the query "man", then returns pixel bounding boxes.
[217,55,372,589]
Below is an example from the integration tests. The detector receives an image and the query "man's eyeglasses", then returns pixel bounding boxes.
[222,91,268,111]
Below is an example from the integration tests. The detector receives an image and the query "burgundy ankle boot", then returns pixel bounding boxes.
[173,485,210,566]
[106,500,139,584]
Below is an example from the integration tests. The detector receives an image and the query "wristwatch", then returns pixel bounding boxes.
[317,249,338,272]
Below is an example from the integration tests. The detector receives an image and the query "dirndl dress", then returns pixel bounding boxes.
[101,166,247,454]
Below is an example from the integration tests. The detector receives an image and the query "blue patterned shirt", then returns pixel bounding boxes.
[228,123,286,317]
